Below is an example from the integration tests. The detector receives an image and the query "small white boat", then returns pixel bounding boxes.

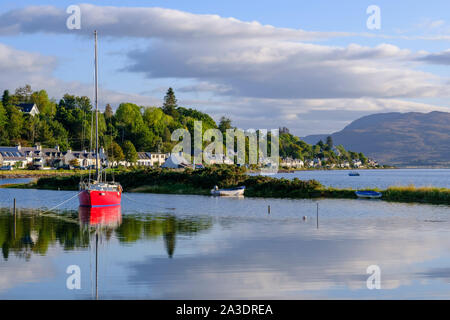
[211,185,245,196]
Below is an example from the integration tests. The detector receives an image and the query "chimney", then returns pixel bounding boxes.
[55,145,60,152]
[35,143,42,151]
[16,142,21,151]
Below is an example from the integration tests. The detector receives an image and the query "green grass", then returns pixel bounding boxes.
[0,169,75,176]
[2,167,448,205]
[382,185,450,204]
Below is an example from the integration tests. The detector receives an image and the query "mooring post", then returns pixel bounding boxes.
[13,198,16,215]
[268,205,271,214]
[316,203,319,229]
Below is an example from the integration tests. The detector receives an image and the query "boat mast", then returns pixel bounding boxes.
[94,30,100,182]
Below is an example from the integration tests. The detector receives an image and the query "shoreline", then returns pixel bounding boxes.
[1,166,448,179]
[2,180,449,206]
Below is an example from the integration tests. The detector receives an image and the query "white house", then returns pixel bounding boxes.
[17,103,40,117]
[0,146,27,168]
[137,152,168,167]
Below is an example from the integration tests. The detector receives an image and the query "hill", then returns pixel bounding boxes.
[303,111,450,167]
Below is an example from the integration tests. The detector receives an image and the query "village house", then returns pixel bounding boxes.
[136,152,168,167]
[352,159,363,168]
[17,103,40,117]
[280,157,304,168]
[0,146,27,168]
[0,143,108,168]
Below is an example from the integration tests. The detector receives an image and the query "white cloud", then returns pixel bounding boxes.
[0,4,349,41]
[0,4,449,135]
[0,43,157,109]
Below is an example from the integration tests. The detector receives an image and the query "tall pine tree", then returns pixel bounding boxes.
[162,88,178,117]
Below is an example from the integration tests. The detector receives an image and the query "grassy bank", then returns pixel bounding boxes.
[2,166,449,205]
[0,169,75,179]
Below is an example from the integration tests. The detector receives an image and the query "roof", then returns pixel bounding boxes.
[17,103,38,113]
[137,152,152,160]
[0,150,26,160]
[161,153,189,168]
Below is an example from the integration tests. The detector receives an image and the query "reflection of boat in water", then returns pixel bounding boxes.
[78,205,122,300]
[210,185,245,196]
[349,172,360,176]
[355,190,382,199]
[78,205,122,228]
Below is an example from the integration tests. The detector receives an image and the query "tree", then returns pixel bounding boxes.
[107,141,125,162]
[162,88,178,117]
[69,159,80,167]
[218,116,232,134]
[14,85,33,103]
[31,90,55,115]
[104,104,113,120]
[5,105,23,142]
[122,140,138,164]
[326,136,333,149]
[359,152,368,165]
[2,90,11,106]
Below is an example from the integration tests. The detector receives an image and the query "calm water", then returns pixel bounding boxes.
[270,169,450,189]
[0,179,449,299]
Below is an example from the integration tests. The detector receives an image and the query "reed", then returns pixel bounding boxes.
[9,167,449,205]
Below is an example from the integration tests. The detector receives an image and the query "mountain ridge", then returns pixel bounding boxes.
[302,111,450,167]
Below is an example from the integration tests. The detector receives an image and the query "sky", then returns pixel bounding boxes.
[0,0,449,136]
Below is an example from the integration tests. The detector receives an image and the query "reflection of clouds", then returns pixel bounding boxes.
[0,255,55,294]
[125,216,450,299]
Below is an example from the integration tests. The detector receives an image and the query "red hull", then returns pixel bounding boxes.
[78,205,122,227]
[78,189,122,207]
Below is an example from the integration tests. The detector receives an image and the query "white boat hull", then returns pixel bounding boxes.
[211,188,245,197]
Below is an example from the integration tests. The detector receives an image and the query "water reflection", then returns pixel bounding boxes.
[78,206,122,229]
[0,207,213,261]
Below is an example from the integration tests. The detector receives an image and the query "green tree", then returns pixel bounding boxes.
[14,85,33,103]
[326,136,333,150]
[31,90,56,116]
[162,88,178,117]
[107,141,125,162]
[218,116,232,134]
[104,104,113,120]
[5,105,24,142]
[122,140,138,164]
[69,159,80,167]
[2,90,11,106]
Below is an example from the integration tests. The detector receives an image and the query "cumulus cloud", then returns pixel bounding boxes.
[0,4,449,135]
[0,43,157,108]
[418,49,450,65]
[0,4,348,41]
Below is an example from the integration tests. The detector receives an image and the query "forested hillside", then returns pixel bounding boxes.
[0,85,370,165]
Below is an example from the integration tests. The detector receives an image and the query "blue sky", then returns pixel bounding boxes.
[0,0,449,135]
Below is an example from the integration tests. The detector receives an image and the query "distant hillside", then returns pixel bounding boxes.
[303,111,450,167]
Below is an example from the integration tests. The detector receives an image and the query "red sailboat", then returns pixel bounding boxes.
[79,31,122,208]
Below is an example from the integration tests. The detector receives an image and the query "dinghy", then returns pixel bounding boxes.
[211,185,245,196]
[349,172,360,176]
[355,190,382,199]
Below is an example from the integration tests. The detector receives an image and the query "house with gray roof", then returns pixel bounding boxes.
[17,103,40,117]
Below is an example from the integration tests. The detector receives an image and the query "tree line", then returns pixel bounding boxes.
[0,85,371,165]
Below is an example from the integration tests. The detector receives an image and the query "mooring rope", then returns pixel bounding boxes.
[39,191,83,216]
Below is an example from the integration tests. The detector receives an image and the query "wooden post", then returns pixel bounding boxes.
[13,198,16,215]
[268,205,271,214]
[316,203,319,229]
